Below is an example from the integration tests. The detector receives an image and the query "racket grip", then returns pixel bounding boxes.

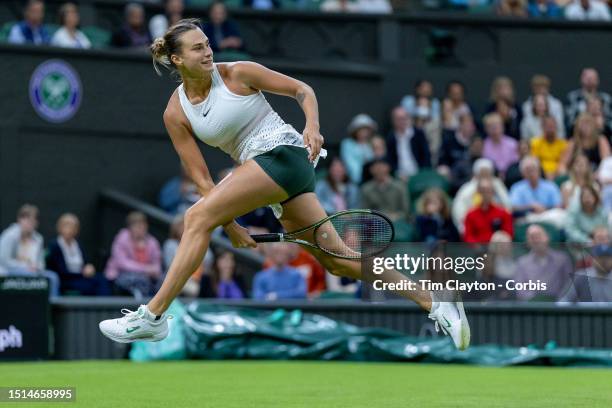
[251,233,283,243]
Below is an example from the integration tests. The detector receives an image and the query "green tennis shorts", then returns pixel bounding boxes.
[253,145,316,202]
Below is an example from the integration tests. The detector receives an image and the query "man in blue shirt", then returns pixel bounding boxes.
[8,0,50,45]
[510,156,561,216]
[253,243,306,300]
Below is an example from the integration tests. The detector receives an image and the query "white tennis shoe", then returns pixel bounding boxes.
[428,298,471,351]
[99,304,172,343]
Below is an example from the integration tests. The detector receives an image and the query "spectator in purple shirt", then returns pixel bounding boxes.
[199,250,245,299]
[111,3,152,49]
[105,212,162,297]
[253,243,306,300]
[483,112,519,178]
[515,224,573,300]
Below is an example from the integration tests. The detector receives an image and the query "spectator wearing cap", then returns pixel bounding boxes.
[360,159,409,222]
[463,178,514,243]
[149,0,185,40]
[0,205,60,298]
[46,213,111,295]
[566,68,612,129]
[340,113,377,184]
[386,107,431,181]
[522,75,565,138]
[565,0,611,21]
[104,212,162,297]
[529,115,568,180]
[438,114,483,192]
[482,112,519,178]
[8,0,50,45]
[400,80,441,121]
[560,238,612,303]
[565,185,609,243]
[111,2,152,48]
[452,158,511,235]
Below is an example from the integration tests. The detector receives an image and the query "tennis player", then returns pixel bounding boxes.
[99,19,470,350]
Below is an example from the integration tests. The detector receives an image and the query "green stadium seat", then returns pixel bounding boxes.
[82,26,111,49]
[407,169,449,208]
[554,174,570,187]
[214,50,251,62]
[0,21,15,42]
[513,221,563,243]
[392,220,417,242]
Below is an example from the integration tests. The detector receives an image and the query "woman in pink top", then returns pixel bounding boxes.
[482,112,519,178]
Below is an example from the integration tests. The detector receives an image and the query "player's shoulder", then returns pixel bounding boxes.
[217,61,264,80]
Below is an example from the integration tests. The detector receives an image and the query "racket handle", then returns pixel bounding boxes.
[251,233,283,243]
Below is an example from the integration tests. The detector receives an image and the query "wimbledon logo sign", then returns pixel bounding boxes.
[0,325,22,352]
[29,59,82,123]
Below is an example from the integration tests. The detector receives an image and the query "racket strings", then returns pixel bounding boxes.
[315,212,393,259]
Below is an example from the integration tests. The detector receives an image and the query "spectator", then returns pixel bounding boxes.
[262,243,326,298]
[561,153,596,209]
[515,225,573,300]
[520,94,550,141]
[482,112,519,177]
[562,113,611,170]
[522,74,565,138]
[510,156,564,226]
[50,3,90,49]
[413,97,442,161]
[360,159,409,222]
[46,213,111,296]
[442,80,472,131]
[496,0,529,17]
[527,0,563,17]
[202,1,244,53]
[464,179,513,243]
[386,107,431,181]
[565,185,609,243]
[321,0,362,12]
[400,79,441,120]
[485,76,523,140]
[362,135,388,184]
[438,114,483,192]
[452,158,512,234]
[565,0,611,21]
[586,96,612,141]
[340,113,376,183]
[560,241,612,303]
[415,188,460,242]
[162,215,209,297]
[8,0,50,45]
[504,139,534,189]
[598,156,612,211]
[529,115,568,179]
[566,68,612,128]
[149,0,184,40]
[486,231,517,280]
[243,0,281,9]
[200,250,245,299]
[253,243,306,300]
[158,167,200,215]
[104,212,162,298]
[111,3,152,48]
[0,205,60,298]
[315,157,360,214]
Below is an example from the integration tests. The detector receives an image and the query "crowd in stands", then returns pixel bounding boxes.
[2,0,611,52]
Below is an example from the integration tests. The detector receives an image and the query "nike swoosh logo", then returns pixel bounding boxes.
[443,317,451,328]
[203,108,211,117]
[126,326,141,334]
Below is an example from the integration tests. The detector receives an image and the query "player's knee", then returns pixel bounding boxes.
[184,202,216,233]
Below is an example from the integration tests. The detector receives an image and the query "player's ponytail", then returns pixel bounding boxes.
[149,18,203,76]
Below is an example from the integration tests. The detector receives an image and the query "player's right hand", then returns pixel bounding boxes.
[224,221,257,249]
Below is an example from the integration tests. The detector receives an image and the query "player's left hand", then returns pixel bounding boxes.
[224,221,257,249]
[303,122,324,162]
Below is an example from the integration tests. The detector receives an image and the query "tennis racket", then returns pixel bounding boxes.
[250,209,395,260]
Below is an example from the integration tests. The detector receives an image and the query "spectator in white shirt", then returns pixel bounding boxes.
[149,0,184,41]
[522,74,565,138]
[565,0,611,21]
[51,3,91,49]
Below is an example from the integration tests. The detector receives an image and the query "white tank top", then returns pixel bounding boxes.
[177,64,305,164]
